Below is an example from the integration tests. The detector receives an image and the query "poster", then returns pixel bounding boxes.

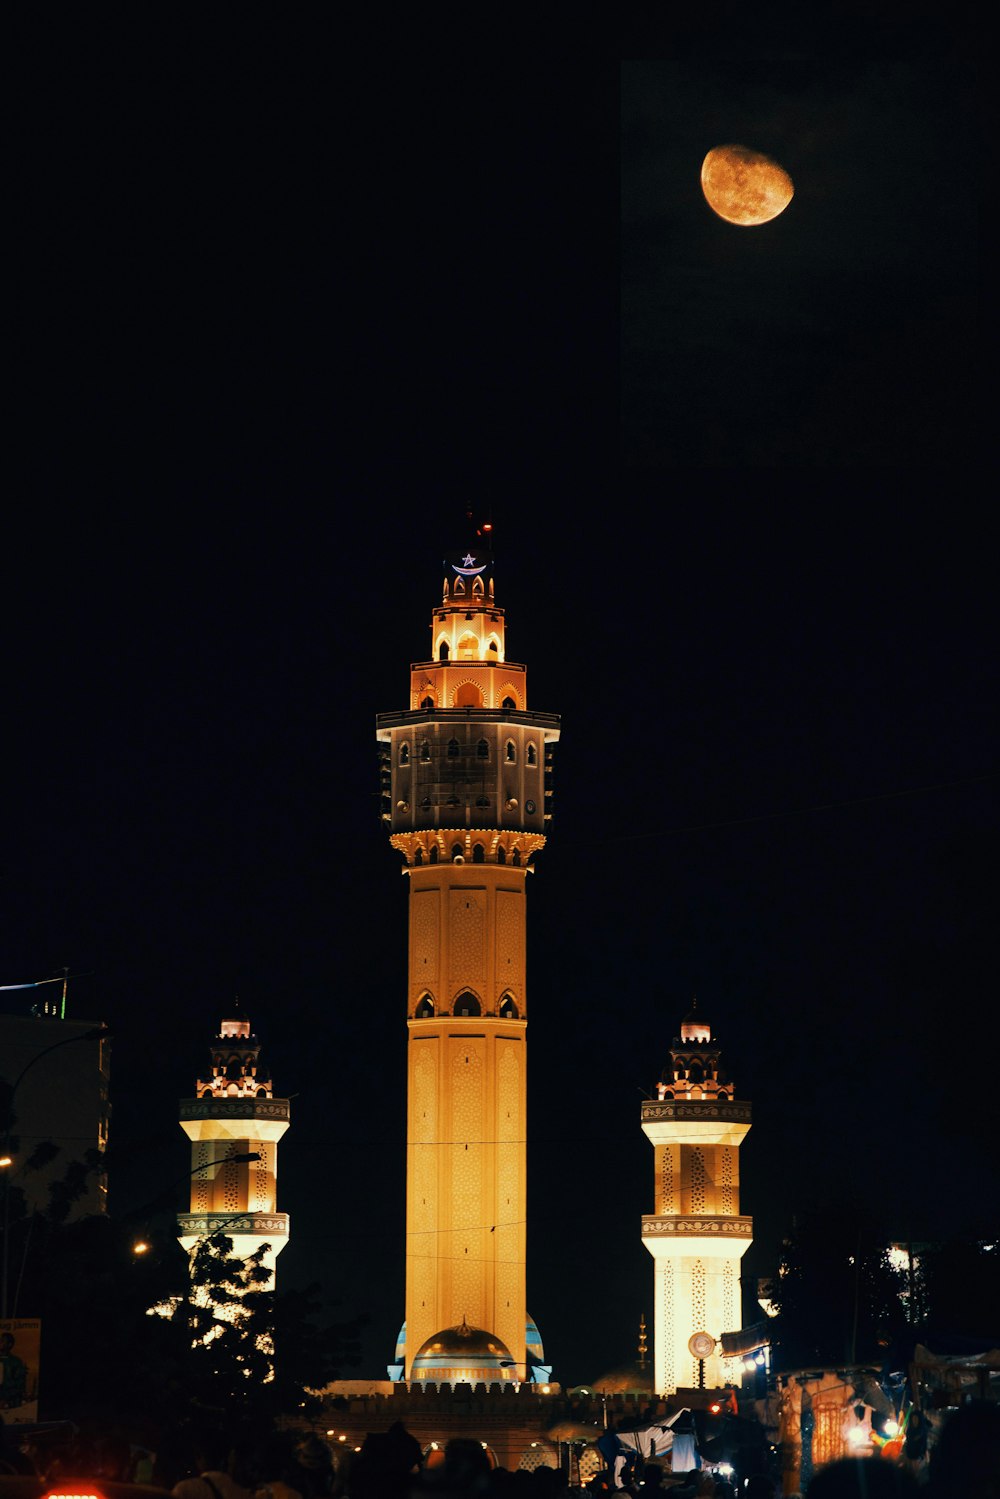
[0,1318,40,1422]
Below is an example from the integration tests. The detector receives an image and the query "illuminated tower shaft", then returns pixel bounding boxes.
[377,549,558,1378]
[177,1015,290,1289]
[641,1007,752,1394]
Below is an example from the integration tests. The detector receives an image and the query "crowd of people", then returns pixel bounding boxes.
[2,1401,998,1497]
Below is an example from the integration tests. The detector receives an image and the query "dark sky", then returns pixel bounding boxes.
[7,29,994,1385]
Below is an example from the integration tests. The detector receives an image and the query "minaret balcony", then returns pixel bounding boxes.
[178,1210,289,1238]
[377,706,560,735]
[641,1213,753,1258]
[640,1097,751,1147]
[179,1095,291,1143]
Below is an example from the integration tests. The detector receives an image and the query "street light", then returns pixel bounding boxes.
[1,1024,111,1317]
[126,1153,262,1255]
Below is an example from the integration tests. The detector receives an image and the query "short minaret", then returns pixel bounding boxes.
[641,1003,752,1394]
[376,541,560,1383]
[177,1014,290,1289]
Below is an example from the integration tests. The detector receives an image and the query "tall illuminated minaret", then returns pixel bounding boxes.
[177,1014,290,1290]
[376,540,559,1383]
[641,1004,752,1394]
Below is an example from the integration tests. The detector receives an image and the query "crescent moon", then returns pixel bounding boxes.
[701,145,794,227]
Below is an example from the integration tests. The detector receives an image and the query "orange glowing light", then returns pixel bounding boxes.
[700,145,794,226]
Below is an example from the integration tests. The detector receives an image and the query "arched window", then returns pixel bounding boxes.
[496,845,506,865]
[256,1086,268,1098]
[472,843,485,863]
[455,681,482,707]
[421,696,434,710]
[454,577,465,595]
[414,846,423,865]
[451,843,464,861]
[429,845,439,864]
[512,849,521,866]
[457,632,479,660]
[475,794,490,809]
[488,638,498,654]
[420,740,431,761]
[501,696,515,710]
[473,576,484,595]
[499,993,519,1019]
[399,742,410,766]
[688,1062,704,1084]
[527,742,537,766]
[505,740,516,763]
[447,738,460,757]
[477,738,489,758]
[439,640,450,660]
[415,994,435,1019]
[454,991,481,1017]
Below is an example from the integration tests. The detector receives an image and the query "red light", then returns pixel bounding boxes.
[709,1402,722,1415]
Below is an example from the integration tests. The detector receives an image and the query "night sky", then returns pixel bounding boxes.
[7,31,992,1385]
[622,44,979,466]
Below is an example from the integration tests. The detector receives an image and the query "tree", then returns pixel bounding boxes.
[8,1150,360,1437]
[763,1208,908,1371]
[916,1237,1000,1346]
[163,1231,362,1430]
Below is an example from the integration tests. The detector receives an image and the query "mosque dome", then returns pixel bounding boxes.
[525,1314,544,1363]
[410,1318,516,1383]
[679,998,711,1044]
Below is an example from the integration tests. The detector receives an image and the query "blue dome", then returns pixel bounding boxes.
[525,1314,544,1362]
[411,1319,516,1383]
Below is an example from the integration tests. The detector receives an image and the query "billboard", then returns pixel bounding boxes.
[0,1318,41,1421]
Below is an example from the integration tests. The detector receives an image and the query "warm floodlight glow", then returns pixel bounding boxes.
[884,1419,899,1437]
[132,1240,150,1255]
[846,1425,868,1449]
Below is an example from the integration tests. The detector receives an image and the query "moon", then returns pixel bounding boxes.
[701,145,794,226]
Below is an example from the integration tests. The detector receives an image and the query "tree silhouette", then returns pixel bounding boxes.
[764,1208,907,1370]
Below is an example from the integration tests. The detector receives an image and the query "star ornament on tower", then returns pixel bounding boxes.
[450,553,488,577]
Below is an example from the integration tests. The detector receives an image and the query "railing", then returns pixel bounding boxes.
[178,1210,289,1236]
[179,1097,291,1122]
[641,1214,753,1237]
[410,661,526,673]
[377,708,561,730]
[640,1100,751,1124]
